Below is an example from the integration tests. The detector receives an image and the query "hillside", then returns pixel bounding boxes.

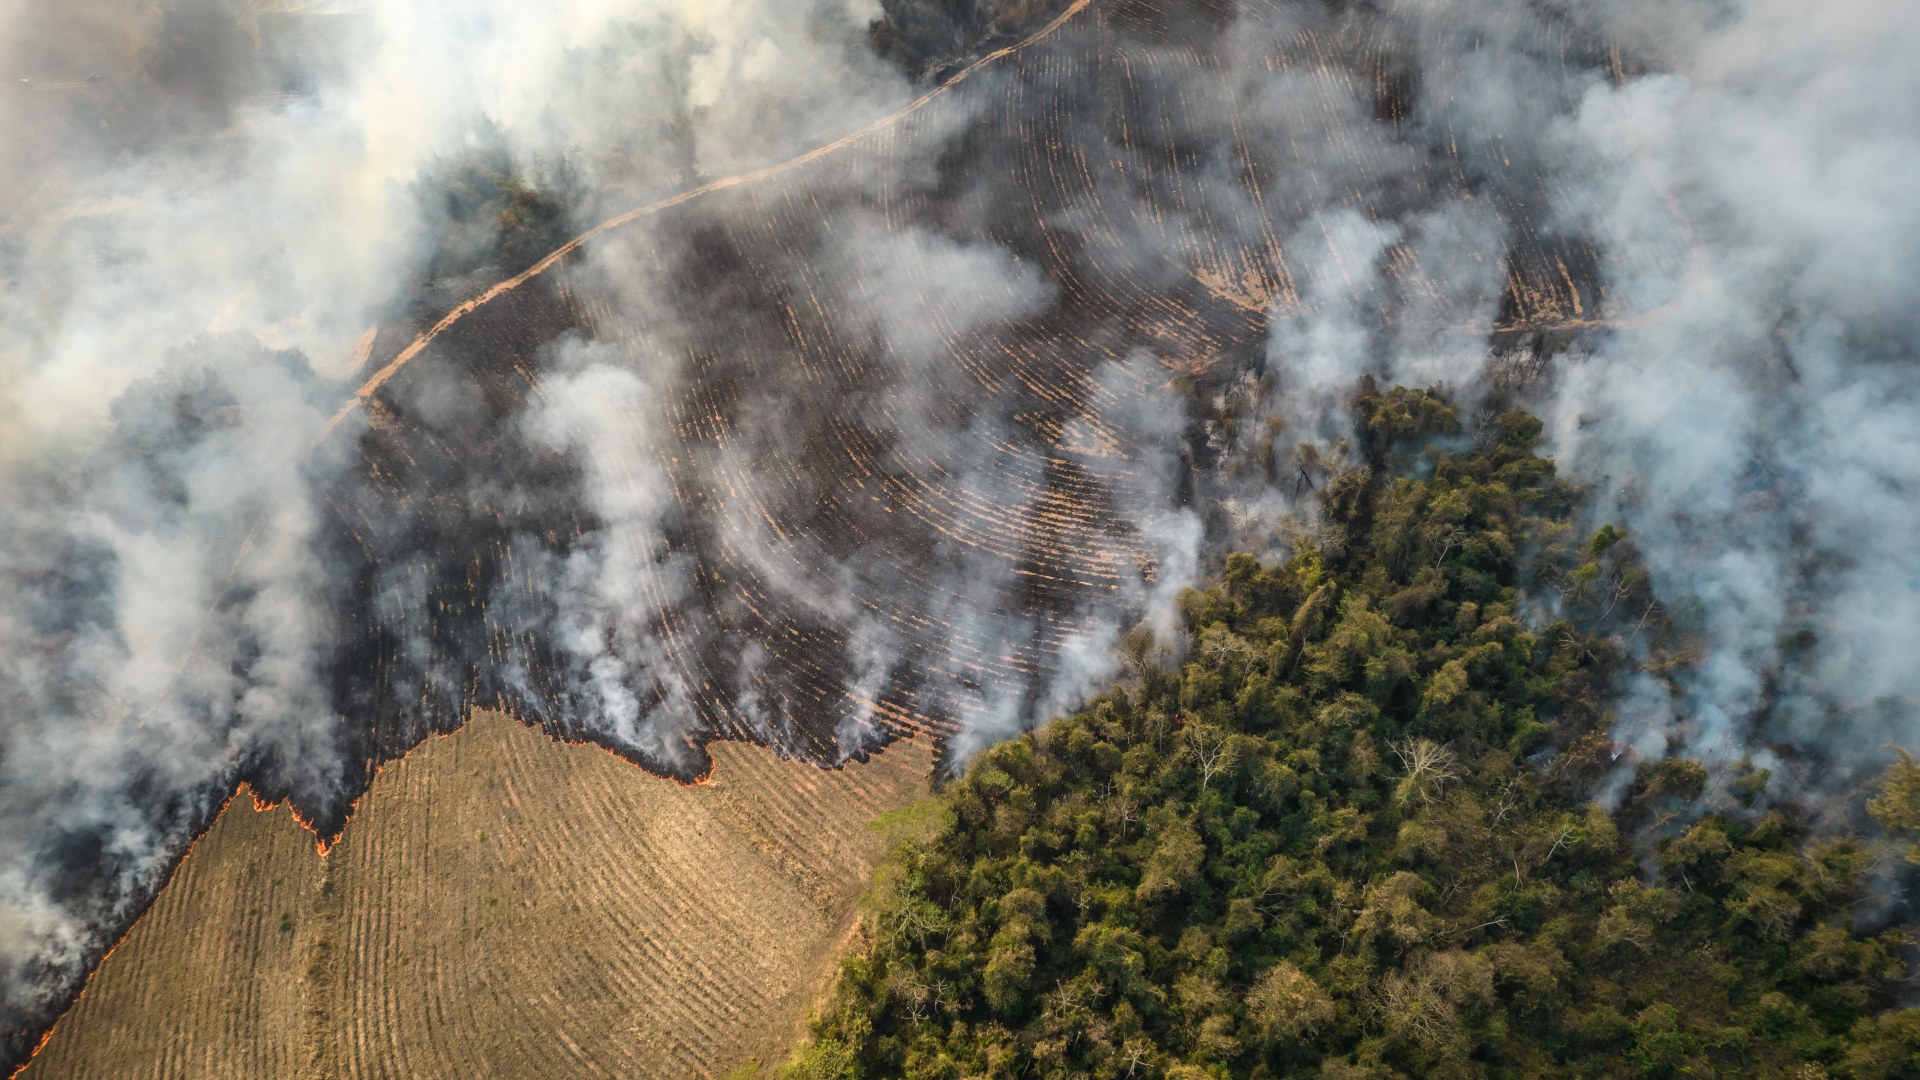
[21,711,932,1079]
[797,389,1920,1079]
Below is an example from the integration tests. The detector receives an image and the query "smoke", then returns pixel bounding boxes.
[517,339,696,769]
[0,0,431,1049]
[2,0,1918,1062]
[1540,0,1920,801]
[1183,0,1920,806]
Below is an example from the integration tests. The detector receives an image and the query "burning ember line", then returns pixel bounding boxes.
[6,782,250,1080]
[145,0,1096,772]
[6,711,931,1078]
[251,781,352,856]
[316,0,1095,442]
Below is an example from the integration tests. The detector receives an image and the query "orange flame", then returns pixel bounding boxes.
[9,698,935,1076]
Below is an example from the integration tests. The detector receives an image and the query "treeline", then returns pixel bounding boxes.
[413,138,576,291]
[776,386,1920,1078]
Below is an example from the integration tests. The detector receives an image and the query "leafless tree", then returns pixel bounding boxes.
[1446,916,1511,944]
[890,966,930,1024]
[1375,969,1461,1049]
[1109,792,1140,838]
[1557,627,1593,661]
[1597,574,1634,622]
[1391,738,1460,806]
[1629,598,1663,643]
[1545,824,1576,863]
[1489,775,1523,825]
[1198,626,1257,674]
[1187,724,1229,790]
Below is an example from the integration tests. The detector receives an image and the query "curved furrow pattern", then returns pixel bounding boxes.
[23,712,932,1077]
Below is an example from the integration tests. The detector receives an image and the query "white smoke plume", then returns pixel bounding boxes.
[1187,0,1920,805]
[1541,0,1920,798]
[0,0,430,1044]
[518,340,695,768]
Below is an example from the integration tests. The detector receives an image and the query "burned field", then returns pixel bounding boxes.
[292,0,1601,815]
[4,0,1630,1067]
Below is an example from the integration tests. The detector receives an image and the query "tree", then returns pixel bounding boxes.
[1186,723,1230,790]
[1867,748,1920,865]
[1390,738,1459,806]
[1136,818,1204,905]
[1840,1010,1920,1079]
[1246,961,1334,1038]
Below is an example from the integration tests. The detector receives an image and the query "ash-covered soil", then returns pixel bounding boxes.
[271,0,1599,824]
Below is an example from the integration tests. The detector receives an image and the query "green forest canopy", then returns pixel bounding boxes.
[778,385,1920,1079]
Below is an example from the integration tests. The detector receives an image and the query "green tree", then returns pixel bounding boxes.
[792,388,1915,1080]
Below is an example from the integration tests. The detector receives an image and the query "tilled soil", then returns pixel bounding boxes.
[21,710,931,1079]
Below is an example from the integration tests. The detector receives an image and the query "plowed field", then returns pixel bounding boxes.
[22,711,931,1078]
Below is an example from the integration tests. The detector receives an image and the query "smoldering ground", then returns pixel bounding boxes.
[3,0,1918,1065]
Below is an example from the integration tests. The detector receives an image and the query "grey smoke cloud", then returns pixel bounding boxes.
[0,336,350,1033]
[0,0,419,1036]
[1217,0,1920,803]
[1536,0,1920,797]
[831,213,1057,373]
[519,338,698,768]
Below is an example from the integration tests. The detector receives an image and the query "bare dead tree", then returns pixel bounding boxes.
[1598,574,1634,622]
[1391,738,1460,806]
[1629,599,1663,643]
[1557,627,1593,661]
[1545,824,1576,863]
[1490,774,1523,825]
[1109,792,1140,839]
[1198,628,1257,675]
[1187,724,1229,790]
[1445,915,1509,939]
[1375,969,1461,1049]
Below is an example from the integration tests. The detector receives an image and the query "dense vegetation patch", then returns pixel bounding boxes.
[414,139,576,289]
[787,386,1920,1079]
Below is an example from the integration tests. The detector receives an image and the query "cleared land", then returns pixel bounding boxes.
[22,710,932,1079]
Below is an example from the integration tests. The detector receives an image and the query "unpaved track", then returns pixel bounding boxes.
[22,712,932,1079]
[319,0,1095,439]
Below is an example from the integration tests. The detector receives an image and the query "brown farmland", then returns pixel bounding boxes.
[21,711,932,1078]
